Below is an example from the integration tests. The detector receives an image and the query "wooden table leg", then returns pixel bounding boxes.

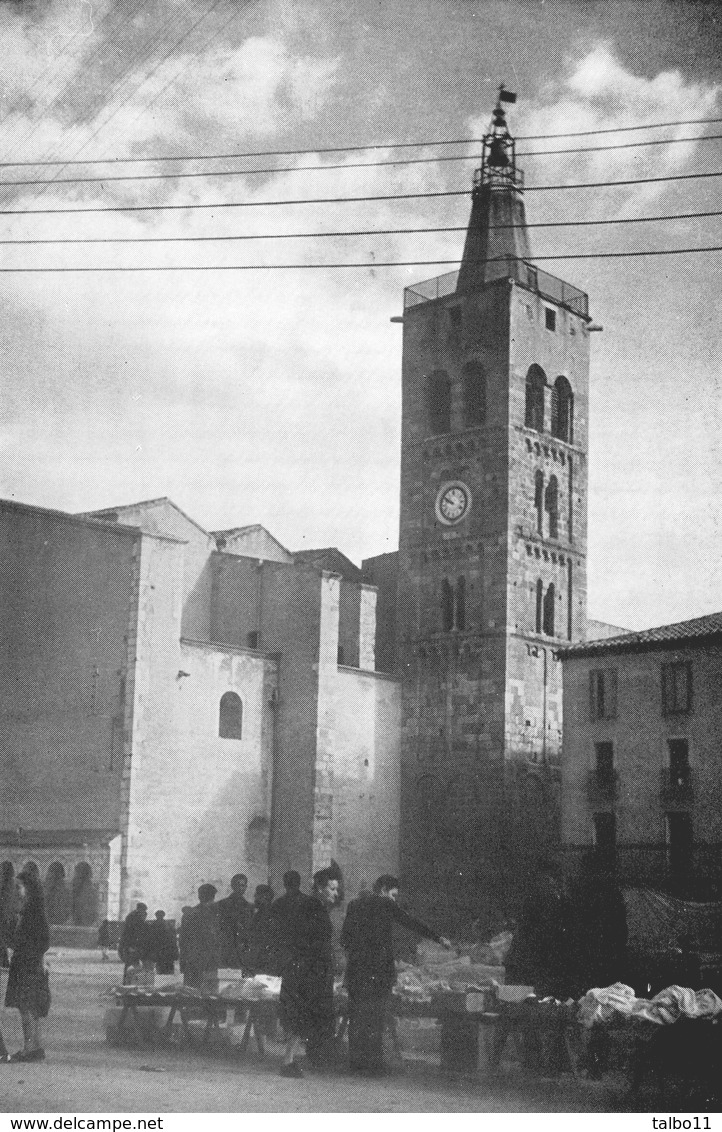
[239,1010,253,1054]
[489,1014,511,1068]
[162,1005,178,1039]
[178,1006,196,1045]
[253,1008,266,1056]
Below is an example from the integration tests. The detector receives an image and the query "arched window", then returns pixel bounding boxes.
[71,862,97,926]
[456,576,466,631]
[462,361,486,428]
[525,365,546,431]
[441,579,454,632]
[219,692,243,739]
[551,376,574,443]
[535,579,543,633]
[428,370,451,435]
[543,583,556,637]
[45,862,70,925]
[534,470,544,534]
[21,861,40,881]
[545,475,559,540]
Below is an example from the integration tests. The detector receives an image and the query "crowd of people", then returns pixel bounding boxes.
[116,867,452,1078]
[0,851,629,1080]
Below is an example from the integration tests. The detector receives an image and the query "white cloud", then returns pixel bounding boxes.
[175,36,340,137]
[468,44,720,220]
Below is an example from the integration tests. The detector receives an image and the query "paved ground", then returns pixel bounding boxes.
[0,952,654,1114]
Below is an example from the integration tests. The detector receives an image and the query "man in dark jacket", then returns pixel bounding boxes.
[147,910,179,976]
[341,874,451,1076]
[216,874,253,969]
[118,903,151,981]
[244,884,278,975]
[178,884,222,993]
[270,871,304,971]
[502,860,573,1076]
[278,868,339,1077]
[504,860,571,997]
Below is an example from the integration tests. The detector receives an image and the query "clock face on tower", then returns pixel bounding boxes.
[435,481,471,525]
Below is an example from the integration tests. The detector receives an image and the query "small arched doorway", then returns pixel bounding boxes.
[71,863,98,926]
[45,862,70,925]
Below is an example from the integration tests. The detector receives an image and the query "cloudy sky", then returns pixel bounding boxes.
[1,0,721,631]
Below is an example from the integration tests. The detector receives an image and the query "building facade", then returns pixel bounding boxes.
[560,613,722,897]
[0,496,400,923]
[366,95,594,922]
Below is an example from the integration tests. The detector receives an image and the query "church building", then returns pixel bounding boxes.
[2,94,603,930]
[0,496,400,924]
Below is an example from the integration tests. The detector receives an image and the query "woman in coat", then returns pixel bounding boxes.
[278,869,339,1077]
[0,867,14,1062]
[5,869,50,1062]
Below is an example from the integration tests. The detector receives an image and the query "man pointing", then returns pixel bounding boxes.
[341,874,452,1076]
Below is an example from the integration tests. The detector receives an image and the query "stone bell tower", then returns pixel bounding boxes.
[396,90,592,924]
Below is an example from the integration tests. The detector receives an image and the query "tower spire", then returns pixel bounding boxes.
[456,87,532,294]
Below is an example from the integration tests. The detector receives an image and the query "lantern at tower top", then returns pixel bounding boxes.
[477,86,522,191]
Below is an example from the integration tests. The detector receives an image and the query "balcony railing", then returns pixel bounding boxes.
[660,767,694,807]
[587,768,619,805]
[404,256,589,319]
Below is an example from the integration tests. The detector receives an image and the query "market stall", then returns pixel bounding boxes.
[105,949,722,1101]
[578,981,722,1098]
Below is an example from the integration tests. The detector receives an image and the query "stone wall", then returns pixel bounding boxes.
[332,667,401,899]
[210,552,261,649]
[0,502,136,835]
[259,561,324,889]
[88,499,215,643]
[362,552,398,674]
[120,533,184,915]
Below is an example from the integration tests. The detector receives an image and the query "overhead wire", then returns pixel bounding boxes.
[1,168,721,217]
[2,0,226,212]
[0,8,99,127]
[1,132,722,190]
[105,0,246,156]
[1,246,721,272]
[2,115,722,168]
[0,0,157,173]
[48,0,230,177]
[1,210,720,246]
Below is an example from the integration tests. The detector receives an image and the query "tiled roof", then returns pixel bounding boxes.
[560,611,722,659]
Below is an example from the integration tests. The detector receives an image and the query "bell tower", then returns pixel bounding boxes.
[396,91,592,924]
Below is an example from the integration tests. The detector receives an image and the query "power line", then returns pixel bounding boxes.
[0,0,168,182]
[107,1,245,158]
[0,0,153,135]
[3,115,722,169]
[1,168,721,218]
[519,133,722,158]
[0,189,462,217]
[1,210,720,247]
[1,247,720,272]
[520,116,722,141]
[2,132,722,190]
[3,0,227,212]
[50,0,230,180]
